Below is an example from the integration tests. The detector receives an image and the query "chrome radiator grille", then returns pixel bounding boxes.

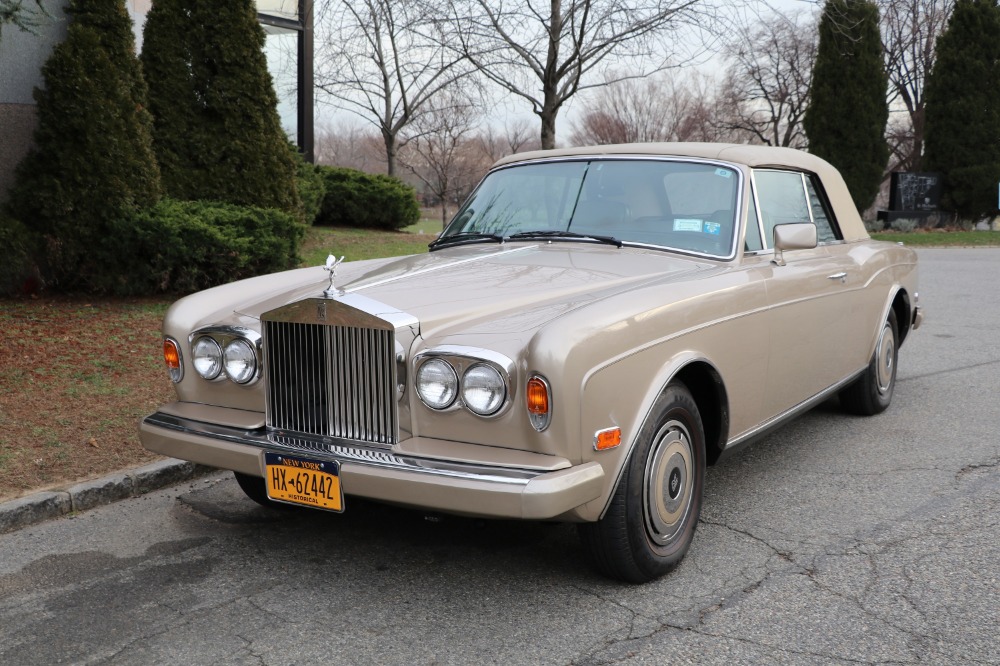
[263,320,397,445]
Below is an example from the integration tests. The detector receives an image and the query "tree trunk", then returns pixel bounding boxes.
[384,131,397,176]
[539,109,558,150]
[441,200,448,229]
[909,107,925,172]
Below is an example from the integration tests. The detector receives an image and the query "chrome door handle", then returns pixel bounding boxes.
[828,272,847,283]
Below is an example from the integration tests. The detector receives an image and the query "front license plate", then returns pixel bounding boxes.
[264,452,343,512]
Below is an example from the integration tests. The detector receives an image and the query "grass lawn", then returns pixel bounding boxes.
[299,225,431,266]
[0,225,431,502]
[871,230,1000,246]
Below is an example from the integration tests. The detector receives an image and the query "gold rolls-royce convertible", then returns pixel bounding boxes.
[140,143,921,582]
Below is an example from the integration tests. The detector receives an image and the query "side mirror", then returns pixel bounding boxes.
[772,223,817,266]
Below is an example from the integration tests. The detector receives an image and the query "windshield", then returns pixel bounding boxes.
[441,159,741,258]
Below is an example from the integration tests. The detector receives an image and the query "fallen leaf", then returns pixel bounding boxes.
[88,437,99,449]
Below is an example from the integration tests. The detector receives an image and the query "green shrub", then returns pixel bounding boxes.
[122,199,304,295]
[141,0,299,213]
[6,0,161,292]
[291,144,326,225]
[0,213,41,295]
[316,166,420,231]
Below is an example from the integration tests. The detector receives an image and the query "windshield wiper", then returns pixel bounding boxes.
[505,230,623,248]
[428,232,505,250]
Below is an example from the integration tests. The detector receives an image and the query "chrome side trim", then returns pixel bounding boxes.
[143,411,535,485]
[722,369,864,454]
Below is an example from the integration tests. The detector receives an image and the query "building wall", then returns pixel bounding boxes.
[0,0,310,203]
[0,2,69,202]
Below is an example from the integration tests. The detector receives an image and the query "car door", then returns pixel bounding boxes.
[753,169,860,418]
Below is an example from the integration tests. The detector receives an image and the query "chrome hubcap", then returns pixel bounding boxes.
[643,419,694,546]
[876,322,895,394]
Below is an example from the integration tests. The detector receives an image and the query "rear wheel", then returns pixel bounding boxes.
[840,309,898,416]
[578,383,705,583]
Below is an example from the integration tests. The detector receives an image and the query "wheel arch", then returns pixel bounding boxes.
[672,361,729,466]
[890,288,913,346]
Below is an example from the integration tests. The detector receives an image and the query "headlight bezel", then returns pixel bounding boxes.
[191,335,224,380]
[187,326,262,386]
[415,357,460,410]
[413,347,515,419]
[461,363,507,416]
[223,338,258,385]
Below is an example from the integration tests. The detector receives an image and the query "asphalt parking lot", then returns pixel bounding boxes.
[1,248,998,665]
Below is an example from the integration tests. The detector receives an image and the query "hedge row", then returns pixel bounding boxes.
[0,199,302,296]
[315,166,420,231]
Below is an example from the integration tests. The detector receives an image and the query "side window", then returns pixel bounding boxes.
[754,169,844,248]
[753,169,811,249]
[805,176,841,243]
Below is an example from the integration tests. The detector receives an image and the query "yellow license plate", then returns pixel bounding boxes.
[264,452,343,512]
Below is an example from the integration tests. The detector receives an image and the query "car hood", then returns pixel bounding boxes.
[226,243,719,338]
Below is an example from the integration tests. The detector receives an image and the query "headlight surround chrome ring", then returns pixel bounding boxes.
[462,364,506,416]
[416,358,459,410]
[223,339,258,385]
[191,335,223,380]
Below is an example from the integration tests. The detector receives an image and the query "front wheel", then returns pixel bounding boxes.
[578,383,706,583]
[233,472,296,510]
[840,309,898,416]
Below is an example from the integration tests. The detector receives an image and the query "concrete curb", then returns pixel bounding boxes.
[0,459,216,535]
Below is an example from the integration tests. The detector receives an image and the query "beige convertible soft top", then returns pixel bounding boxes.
[493,143,868,242]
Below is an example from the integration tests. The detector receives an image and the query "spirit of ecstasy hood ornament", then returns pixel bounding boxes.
[323,254,345,296]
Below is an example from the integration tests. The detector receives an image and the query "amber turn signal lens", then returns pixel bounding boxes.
[526,377,549,415]
[526,375,552,432]
[163,338,183,383]
[594,427,622,451]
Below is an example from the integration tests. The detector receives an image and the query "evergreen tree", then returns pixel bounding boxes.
[0,0,50,40]
[142,0,298,212]
[140,0,199,200]
[6,0,160,291]
[923,0,1000,220]
[804,0,889,212]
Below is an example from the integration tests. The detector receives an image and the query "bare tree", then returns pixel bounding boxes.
[445,0,714,150]
[715,9,816,148]
[569,70,721,145]
[399,91,481,227]
[476,118,536,163]
[314,119,387,171]
[878,0,953,172]
[315,0,472,176]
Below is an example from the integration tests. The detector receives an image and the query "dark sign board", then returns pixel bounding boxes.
[889,172,942,212]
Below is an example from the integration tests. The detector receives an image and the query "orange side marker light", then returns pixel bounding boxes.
[594,427,622,451]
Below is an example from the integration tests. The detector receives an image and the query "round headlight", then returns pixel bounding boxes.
[416,359,458,409]
[223,339,257,384]
[191,336,222,380]
[462,364,506,416]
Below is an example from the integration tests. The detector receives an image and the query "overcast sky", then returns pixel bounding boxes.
[314,0,826,142]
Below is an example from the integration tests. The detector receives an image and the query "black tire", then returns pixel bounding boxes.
[840,309,898,416]
[233,471,296,510]
[578,383,706,583]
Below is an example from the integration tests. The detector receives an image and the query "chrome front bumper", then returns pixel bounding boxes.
[139,407,604,520]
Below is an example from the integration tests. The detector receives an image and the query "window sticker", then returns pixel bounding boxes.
[715,168,733,178]
[673,219,704,232]
[703,221,722,235]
